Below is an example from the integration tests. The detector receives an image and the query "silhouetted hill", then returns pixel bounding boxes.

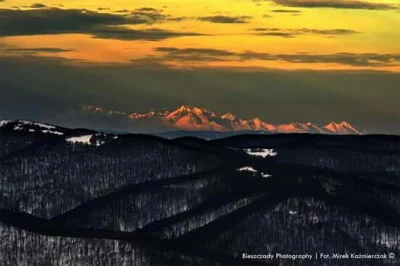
[0,123,399,265]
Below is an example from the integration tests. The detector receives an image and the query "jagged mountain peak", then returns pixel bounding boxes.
[172,105,203,113]
[338,121,354,128]
[221,113,237,121]
[166,105,216,120]
[176,104,192,112]
[326,121,352,126]
[252,117,262,123]
[324,121,360,134]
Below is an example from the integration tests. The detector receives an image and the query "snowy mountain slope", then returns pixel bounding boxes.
[0,120,65,135]
[0,120,118,147]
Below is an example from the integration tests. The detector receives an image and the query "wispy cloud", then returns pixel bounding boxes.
[0,47,74,54]
[271,9,302,13]
[155,47,400,67]
[153,47,236,62]
[28,3,47,9]
[198,15,252,23]
[155,47,236,56]
[251,27,360,38]
[270,0,397,10]
[128,7,168,23]
[241,51,400,67]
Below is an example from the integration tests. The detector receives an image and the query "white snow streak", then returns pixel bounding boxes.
[238,166,258,173]
[42,130,64,135]
[261,173,272,178]
[243,148,277,158]
[33,122,56,129]
[18,120,55,129]
[237,166,272,178]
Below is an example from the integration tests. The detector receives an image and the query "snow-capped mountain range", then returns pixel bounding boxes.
[1,105,361,135]
[103,105,361,134]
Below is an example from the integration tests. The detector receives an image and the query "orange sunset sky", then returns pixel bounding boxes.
[1,0,400,134]
[1,0,400,71]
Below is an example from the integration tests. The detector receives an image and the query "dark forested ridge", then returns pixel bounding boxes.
[0,121,399,265]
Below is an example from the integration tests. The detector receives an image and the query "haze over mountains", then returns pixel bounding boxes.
[81,105,361,134]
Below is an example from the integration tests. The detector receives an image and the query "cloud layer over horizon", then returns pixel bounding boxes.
[1,0,399,134]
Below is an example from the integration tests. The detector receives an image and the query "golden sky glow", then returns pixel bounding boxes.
[1,0,400,71]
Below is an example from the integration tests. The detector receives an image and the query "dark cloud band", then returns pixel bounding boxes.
[0,8,203,40]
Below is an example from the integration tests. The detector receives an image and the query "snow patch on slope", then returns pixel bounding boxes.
[238,166,272,178]
[261,173,272,178]
[0,120,11,127]
[243,148,277,158]
[42,130,64,135]
[66,135,93,145]
[238,166,258,173]
[66,134,115,146]
[16,120,56,129]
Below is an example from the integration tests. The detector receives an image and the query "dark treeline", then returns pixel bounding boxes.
[0,133,227,218]
[0,130,399,266]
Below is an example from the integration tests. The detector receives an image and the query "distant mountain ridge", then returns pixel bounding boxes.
[82,105,361,134]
